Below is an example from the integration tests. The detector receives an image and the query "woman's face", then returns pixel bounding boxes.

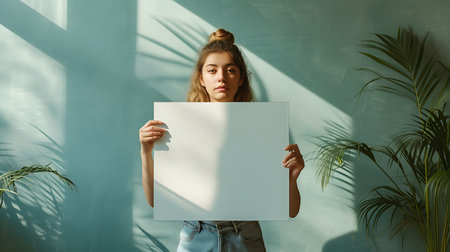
[200,51,243,102]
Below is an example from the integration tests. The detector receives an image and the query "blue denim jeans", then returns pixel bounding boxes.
[176,220,266,252]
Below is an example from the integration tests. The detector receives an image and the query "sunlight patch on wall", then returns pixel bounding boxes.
[0,24,67,240]
[243,49,352,148]
[19,0,67,30]
[0,24,66,155]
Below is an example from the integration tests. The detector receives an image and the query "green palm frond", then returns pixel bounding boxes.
[424,170,450,252]
[356,185,423,237]
[394,109,450,172]
[357,27,449,117]
[0,164,77,208]
[316,131,405,192]
[426,170,450,208]
[315,122,388,189]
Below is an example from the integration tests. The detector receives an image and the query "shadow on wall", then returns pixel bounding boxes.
[0,126,73,251]
[61,0,173,250]
[0,0,172,251]
[322,232,375,252]
[136,225,170,252]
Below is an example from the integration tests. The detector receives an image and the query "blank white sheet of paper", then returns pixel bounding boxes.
[153,102,289,220]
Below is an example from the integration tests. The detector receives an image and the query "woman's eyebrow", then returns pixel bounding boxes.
[204,63,237,67]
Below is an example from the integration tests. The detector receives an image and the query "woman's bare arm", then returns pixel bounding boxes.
[139,120,165,207]
[289,177,301,218]
[283,144,305,218]
[141,147,155,207]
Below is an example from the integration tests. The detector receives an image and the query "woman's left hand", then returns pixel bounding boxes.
[282,144,305,180]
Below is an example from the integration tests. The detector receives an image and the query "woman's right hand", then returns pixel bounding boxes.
[139,120,166,152]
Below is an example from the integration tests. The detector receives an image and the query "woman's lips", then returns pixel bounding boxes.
[215,87,228,92]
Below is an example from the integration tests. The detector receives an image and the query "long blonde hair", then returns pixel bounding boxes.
[187,28,254,102]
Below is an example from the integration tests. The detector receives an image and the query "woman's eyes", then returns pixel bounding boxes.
[205,68,237,73]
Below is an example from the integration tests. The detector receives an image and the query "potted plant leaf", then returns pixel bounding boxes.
[315,27,449,252]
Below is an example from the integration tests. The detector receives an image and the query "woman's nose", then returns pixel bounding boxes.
[217,69,226,83]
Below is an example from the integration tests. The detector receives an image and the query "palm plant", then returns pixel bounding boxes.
[0,125,77,209]
[316,27,450,252]
[0,163,77,208]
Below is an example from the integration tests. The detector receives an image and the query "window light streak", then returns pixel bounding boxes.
[20,0,67,30]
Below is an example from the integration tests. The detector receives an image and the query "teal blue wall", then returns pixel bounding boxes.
[0,0,449,251]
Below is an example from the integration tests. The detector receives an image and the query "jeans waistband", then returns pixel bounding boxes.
[184,220,256,235]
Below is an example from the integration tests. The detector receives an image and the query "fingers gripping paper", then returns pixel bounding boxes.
[154,102,289,220]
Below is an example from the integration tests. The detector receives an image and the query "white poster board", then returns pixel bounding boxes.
[153,102,289,220]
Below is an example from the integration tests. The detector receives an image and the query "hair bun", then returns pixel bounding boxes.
[208,28,234,44]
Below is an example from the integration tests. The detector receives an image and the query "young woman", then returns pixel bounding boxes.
[139,28,305,252]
